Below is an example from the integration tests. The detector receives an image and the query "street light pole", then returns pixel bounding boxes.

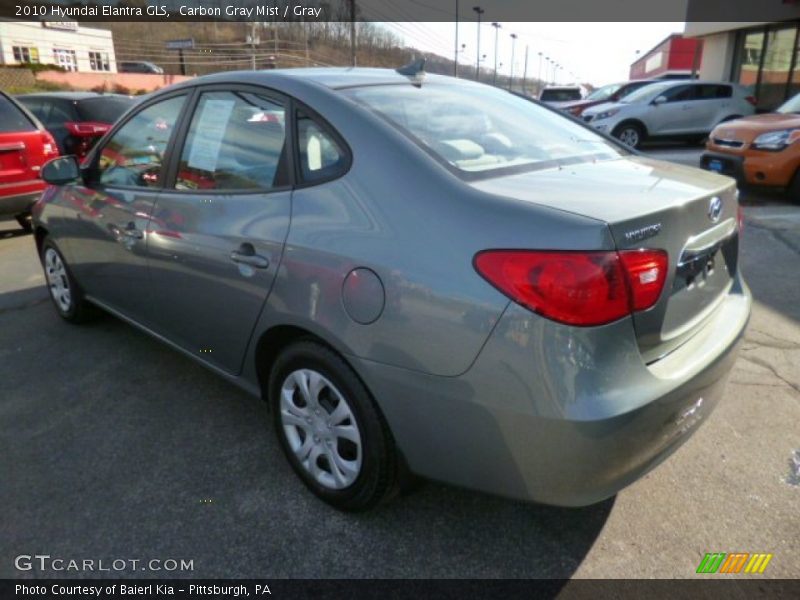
[454,0,459,77]
[522,45,529,95]
[537,52,542,95]
[491,22,501,85]
[472,6,484,81]
[509,33,517,90]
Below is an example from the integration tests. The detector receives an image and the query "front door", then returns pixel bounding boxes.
[60,94,188,323]
[145,88,292,374]
[648,84,698,135]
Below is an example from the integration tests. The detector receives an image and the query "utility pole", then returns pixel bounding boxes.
[491,22,501,85]
[303,19,310,66]
[509,33,517,90]
[350,0,357,67]
[250,21,258,70]
[454,1,459,77]
[522,45,528,95]
[472,6,484,81]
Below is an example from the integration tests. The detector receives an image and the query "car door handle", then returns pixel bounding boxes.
[231,243,269,269]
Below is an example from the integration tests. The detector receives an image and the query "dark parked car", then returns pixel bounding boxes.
[33,68,750,511]
[16,92,135,160]
[0,91,59,230]
[119,61,164,74]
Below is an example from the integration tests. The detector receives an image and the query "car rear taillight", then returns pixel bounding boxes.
[65,121,111,136]
[745,95,757,106]
[41,131,59,157]
[474,249,668,326]
[617,249,668,311]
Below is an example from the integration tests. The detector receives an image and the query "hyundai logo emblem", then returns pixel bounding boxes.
[708,196,723,223]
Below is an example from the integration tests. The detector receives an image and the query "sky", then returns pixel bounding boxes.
[381,22,686,86]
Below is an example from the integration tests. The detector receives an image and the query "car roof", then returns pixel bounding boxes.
[164,67,472,94]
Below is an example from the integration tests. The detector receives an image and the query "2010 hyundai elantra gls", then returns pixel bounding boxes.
[32,67,750,511]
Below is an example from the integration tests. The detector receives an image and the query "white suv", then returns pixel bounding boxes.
[582,81,756,148]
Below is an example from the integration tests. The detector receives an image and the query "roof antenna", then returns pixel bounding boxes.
[396,57,426,86]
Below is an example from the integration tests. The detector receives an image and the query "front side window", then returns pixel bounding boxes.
[297,111,346,182]
[176,91,287,192]
[97,95,186,188]
[343,83,623,176]
[661,85,696,102]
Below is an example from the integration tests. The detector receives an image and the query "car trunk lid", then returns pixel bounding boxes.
[471,155,739,362]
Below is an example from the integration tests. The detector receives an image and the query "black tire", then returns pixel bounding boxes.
[788,170,800,205]
[15,213,33,233]
[268,340,398,511]
[40,237,96,323]
[613,122,644,149]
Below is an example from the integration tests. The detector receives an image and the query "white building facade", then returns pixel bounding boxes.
[0,20,116,74]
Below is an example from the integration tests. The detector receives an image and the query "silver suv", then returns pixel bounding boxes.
[582,81,756,148]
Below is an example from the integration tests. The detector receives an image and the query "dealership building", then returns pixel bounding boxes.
[629,34,703,80]
[0,20,116,73]
[684,2,800,111]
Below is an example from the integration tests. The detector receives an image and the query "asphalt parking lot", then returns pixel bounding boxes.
[1,145,799,579]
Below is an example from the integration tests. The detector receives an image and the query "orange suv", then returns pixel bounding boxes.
[701,93,800,201]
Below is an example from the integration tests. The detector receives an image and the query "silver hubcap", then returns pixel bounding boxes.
[618,128,639,147]
[280,369,362,490]
[44,248,72,313]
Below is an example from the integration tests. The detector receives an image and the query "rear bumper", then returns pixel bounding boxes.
[0,189,43,217]
[354,273,750,506]
[701,149,798,187]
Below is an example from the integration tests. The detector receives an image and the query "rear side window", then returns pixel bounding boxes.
[540,89,581,102]
[97,94,186,188]
[297,111,346,183]
[696,84,732,100]
[0,95,35,133]
[176,91,287,192]
[77,97,134,124]
[45,101,78,126]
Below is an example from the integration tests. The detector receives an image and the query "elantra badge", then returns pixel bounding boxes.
[624,223,662,243]
[708,196,723,223]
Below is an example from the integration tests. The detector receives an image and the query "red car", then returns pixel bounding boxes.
[559,80,661,118]
[0,91,59,231]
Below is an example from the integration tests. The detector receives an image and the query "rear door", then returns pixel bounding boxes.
[692,84,732,132]
[144,87,292,374]
[59,93,188,321]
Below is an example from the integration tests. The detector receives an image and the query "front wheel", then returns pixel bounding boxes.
[268,340,398,511]
[41,238,96,323]
[15,214,33,233]
[613,123,644,149]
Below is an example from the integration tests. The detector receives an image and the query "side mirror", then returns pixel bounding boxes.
[41,156,81,185]
[652,96,667,105]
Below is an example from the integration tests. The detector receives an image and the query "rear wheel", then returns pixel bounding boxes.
[613,122,644,149]
[268,340,398,511]
[41,238,95,323]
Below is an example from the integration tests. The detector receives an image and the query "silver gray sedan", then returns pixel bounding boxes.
[33,68,750,511]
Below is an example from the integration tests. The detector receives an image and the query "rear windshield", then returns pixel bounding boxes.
[77,97,135,124]
[540,89,582,102]
[342,83,624,176]
[0,95,35,133]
